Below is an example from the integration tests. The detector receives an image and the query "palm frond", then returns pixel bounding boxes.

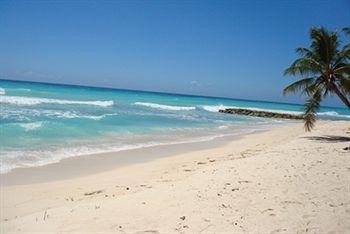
[310,27,339,65]
[284,58,321,76]
[306,76,325,95]
[303,90,322,131]
[283,77,315,95]
[295,47,320,61]
[335,76,350,94]
[343,27,350,35]
[334,64,350,75]
[332,46,350,68]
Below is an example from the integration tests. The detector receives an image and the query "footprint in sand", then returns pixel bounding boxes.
[134,230,160,234]
[261,208,274,214]
[271,228,287,233]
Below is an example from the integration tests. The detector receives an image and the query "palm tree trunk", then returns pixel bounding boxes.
[331,84,350,108]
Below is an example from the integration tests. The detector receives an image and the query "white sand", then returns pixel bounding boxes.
[1,121,349,233]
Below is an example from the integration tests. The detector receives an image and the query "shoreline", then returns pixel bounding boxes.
[1,120,349,233]
[0,129,252,185]
[1,122,295,185]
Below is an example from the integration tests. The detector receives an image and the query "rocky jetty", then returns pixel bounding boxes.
[219,108,303,120]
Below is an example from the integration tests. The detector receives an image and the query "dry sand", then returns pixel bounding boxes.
[1,121,349,233]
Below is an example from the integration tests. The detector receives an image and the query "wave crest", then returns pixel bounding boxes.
[18,122,43,131]
[1,109,118,121]
[135,102,195,111]
[317,111,350,119]
[0,87,5,95]
[0,95,114,107]
[54,112,118,120]
[201,105,302,115]
[201,105,232,112]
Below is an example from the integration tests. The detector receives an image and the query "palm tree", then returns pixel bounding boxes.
[283,27,350,131]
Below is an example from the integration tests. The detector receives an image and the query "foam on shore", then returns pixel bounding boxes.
[135,102,196,111]
[0,95,114,107]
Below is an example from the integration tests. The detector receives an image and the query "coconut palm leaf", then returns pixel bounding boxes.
[303,90,321,131]
[283,58,321,76]
[343,28,350,35]
[336,77,350,94]
[284,27,350,131]
[283,77,316,95]
[334,64,350,75]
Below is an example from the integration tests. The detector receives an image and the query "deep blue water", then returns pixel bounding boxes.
[1,79,349,173]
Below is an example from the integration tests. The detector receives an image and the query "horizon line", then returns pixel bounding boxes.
[0,77,346,110]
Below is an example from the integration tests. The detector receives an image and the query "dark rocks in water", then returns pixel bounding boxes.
[219,108,303,120]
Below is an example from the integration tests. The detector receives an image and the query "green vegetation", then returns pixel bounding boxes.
[284,27,350,131]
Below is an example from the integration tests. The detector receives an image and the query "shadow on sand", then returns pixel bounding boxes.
[304,135,350,143]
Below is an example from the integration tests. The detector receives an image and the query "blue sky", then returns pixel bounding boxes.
[0,0,349,107]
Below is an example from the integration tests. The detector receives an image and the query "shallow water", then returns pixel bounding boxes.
[0,79,349,173]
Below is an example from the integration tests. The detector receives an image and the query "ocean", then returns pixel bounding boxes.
[1,79,349,173]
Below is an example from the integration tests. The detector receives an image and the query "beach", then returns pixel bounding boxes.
[2,1,350,233]
[1,120,349,233]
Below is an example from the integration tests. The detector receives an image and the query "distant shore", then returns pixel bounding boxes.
[1,120,349,233]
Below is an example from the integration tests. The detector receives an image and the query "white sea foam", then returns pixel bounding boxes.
[317,111,350,119]
[201,105,302,115]
[54,112,118,120]
[0,95,114,107]
[18,122,43,131]
[201,105,232,112]
[0,118,288,174]
[0,126,265,174]
[0,87,5,95]
[218,125,229,129]
[134,102,196,111]
[0,109,118,121]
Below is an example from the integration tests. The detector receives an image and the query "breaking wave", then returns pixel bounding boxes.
[201,105,232,113]
[0,127,261,174]
[18,122,43,131]
[1,109,118,121]
[53,112,118,120]
[317,111,350,119]
[134,102,196,111]
[0,87,5,95]
[0,95,114,107]
[201,105,302,115]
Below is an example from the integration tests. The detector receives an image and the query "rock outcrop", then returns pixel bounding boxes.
[219,108,303,120]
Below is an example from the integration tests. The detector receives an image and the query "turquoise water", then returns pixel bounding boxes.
[1,79,349,173]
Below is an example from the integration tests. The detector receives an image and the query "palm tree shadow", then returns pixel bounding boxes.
[304,135,350,143]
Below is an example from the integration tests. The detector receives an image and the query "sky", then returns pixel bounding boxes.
[0,0,349,107]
